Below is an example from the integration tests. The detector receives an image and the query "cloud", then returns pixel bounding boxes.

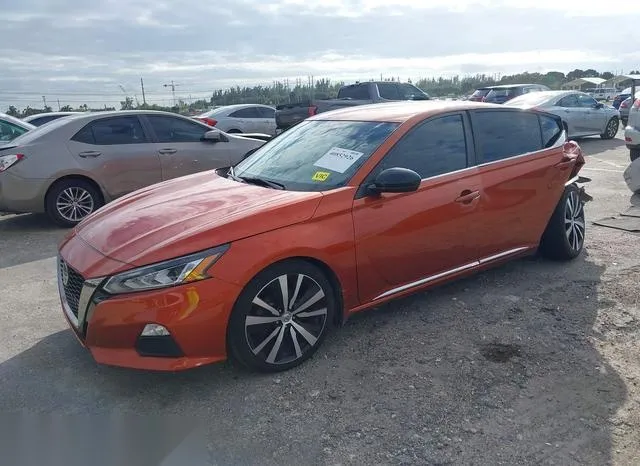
[1,0,639,109]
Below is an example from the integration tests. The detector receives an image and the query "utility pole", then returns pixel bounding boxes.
[163,80,180,107]
[140,78,147,105]
[42,96,47,109]
[57,99,61,111]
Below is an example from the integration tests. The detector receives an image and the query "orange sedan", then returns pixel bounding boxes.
[57,101,589,372]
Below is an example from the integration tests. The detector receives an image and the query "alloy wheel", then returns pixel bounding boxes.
[564,190,585,252]
[245,273,328,365]
[56,187,95,222]
[606,118,619,138]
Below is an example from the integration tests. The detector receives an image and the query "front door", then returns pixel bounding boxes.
[576,93,609,133]
[66,115,162,199]
[143,114,232,180]
[352,113,482,304]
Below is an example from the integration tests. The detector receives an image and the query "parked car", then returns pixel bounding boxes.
[589,87,618,101]
[468,87,494,102]
[624,97,640,162]
[55,101,589,373]
[194,104,277,136]
[482,84,550,104]
[23,111,83,127]
[275,81,430,131]
[0,110,265,226]
[506,90,620,139]
[613,87,632,109]
[0,113,35,142]
[619,93,640,126]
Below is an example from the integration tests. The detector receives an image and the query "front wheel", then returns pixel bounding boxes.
[45,178,104,227]
[539,184,585,261]
[600,117,619,140]
[227,260,336,372]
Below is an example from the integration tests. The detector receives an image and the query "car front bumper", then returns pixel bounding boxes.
[58,236,243,371]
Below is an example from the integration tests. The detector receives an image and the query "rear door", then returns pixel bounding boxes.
[66,115,161,198]
[143,114,232,180]
[352,113,482,303]
[469,109,567,260]
[256,106,277,135]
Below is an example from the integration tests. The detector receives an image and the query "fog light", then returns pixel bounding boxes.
[141,324,170,336]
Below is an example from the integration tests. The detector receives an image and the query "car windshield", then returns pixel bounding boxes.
[471,89,490,97]
[486,88,516,98]
[232,120,399,192]
[6,114,79,145]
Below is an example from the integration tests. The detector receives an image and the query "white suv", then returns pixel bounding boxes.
[625,98,640,162]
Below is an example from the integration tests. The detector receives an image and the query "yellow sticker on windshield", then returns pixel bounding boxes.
[312,171,330,182]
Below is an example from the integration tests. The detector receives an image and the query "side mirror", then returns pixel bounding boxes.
[594,102,604,109]
[202,129,227,142]
[367,167,421,195]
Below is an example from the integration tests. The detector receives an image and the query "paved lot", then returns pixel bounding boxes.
[1,134,639,465]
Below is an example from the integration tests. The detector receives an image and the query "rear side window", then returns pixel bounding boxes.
[539,114,563,148]
[71,116,147,145]
[257,107,275,118]
[229,107,262,118]
[375,114,468,179]
[337,84,370,100]
[472,110,542,163]
[30,115,59,126]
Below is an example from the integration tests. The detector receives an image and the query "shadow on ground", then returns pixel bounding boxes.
[0,214,68,269]
[0,252,625,465]
[577,135,626,156]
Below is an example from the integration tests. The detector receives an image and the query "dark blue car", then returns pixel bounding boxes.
[482,84,550,104]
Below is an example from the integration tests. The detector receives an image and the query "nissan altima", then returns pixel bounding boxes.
[56,101,589,373]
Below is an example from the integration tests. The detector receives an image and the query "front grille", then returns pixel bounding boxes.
[60,260,85,318]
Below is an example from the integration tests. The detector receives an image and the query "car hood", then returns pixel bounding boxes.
[75,171,323,266]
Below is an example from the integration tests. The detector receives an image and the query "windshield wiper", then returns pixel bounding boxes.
[227,166,285,190]
[237,175,286,190]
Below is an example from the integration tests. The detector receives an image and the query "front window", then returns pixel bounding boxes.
[232,120,399,192]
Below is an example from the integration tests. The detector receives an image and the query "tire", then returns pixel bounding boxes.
[631,149,640,163]
[621,118,627,127]
[539,184,585,261]
[600,117,619,140]
[45,178,104,227]
[227,260,336,372]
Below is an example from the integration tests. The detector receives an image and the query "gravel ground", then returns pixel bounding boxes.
[0,134,638,465]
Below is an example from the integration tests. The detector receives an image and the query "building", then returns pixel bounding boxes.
[561,77,606,91]
[603,74,640,91]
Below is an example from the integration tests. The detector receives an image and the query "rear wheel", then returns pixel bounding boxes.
[539,184,585,261]
[631,149,640,162]
[45,178,103,227]
[227,260,336,372]
[600,117,619,139]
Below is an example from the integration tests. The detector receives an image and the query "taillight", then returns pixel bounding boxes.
[308,106,318,116]
[200,117,217,127]
[633,99,640,110]
[621,100,629,109]
[0,153,24,172]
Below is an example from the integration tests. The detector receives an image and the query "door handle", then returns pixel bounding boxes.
[78,151,101,158]
[158,148,177,155]
[455,190,480,204]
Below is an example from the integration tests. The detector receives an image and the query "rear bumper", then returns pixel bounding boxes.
[624,126,640,148]
[0,172,48,214]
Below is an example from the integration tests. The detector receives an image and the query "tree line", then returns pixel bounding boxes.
[5,68,639,118]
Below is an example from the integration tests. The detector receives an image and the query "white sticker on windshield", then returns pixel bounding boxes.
[313,147,365,174]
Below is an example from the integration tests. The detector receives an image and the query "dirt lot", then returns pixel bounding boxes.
[0,135,638,465]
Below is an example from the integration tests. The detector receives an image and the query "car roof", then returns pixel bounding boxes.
[311,100,505,123]
[0,112,36,129]
[488,83,542,89]
[24,111,82,119]
[52,109,202,121]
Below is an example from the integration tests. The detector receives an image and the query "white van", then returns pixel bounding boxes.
[591,87,618,101]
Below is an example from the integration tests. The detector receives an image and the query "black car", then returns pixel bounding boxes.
[613,88,632,110]
[482,84,550,104]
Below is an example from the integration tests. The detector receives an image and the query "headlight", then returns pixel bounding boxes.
[102,245,229,294]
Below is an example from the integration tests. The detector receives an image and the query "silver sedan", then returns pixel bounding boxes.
[506,90,620,139]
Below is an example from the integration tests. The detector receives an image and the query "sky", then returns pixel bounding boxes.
[2,0,640,110]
